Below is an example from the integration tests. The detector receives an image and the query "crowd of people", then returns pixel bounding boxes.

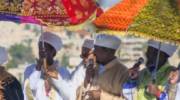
[0,31,179,100]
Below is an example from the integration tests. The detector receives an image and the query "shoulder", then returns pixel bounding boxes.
[0,68,14,83]
[0,70,22,91]
[24,64,36,73]
[24,64,36,79]
[57,66,71,79]
[114,58,128,71]
[2,76,24,100]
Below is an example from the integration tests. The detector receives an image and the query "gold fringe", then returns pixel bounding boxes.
[42,11,97,32]
[96,29,180,46]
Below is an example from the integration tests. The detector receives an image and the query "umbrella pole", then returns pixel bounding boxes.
[40,24,47,76]
[153,42,161,84]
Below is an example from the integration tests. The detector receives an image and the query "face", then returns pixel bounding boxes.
[38,42,56,65]
[169,70,179,84]
[80,47,91,59]
[94,45,115,65]
[145,46,169,71]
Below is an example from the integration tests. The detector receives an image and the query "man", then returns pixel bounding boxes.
[23,32,70,100]
[70,39,94,82]
[38,39,94,100]
[156,65,180,100]
[128,40,177,100]
[0,46,24,100]
[89,34,129,100]
[48,34,129,100]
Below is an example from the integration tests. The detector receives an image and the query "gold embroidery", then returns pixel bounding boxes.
[0,0,22,14]
[79,0,89,8]
[75,10,83,19]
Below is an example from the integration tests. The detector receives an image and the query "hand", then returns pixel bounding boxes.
[84,50,96,65]
[36,49,47,70]
[146,83,160,96]
[86,90,101,100]
[85,65,95,85]
[128,67,139,79]
[169,70,179,84]
[45,65,58,79]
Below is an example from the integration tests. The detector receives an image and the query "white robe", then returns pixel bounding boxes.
[23,62,70,100]
[175,82,180,100]
[50,62,86,100]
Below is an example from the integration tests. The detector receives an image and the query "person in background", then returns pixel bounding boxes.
[156,64,180,100]
[23,32,69,100]
[126,40,177,100]
[28,38,94,100]
[48,34,129,100]
[0,46,24,100]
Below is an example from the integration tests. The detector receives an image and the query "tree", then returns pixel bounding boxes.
[7,43,34,68]
[178,49,180,58]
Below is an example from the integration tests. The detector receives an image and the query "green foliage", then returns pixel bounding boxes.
[61,54,69,67]
[7,43,34,69]
[32,27,41,36]
[178,49,180,58]
[129,0,180,43]
[24,24,31,30]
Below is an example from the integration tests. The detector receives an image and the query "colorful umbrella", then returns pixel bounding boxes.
[94,0,180,85]
[0,0,99,28]
[94,0,180,44]
[0,0,42,24]
[0,0,22,14]
[21,0,98,26]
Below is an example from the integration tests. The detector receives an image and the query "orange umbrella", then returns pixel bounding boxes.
[94,0,180,44]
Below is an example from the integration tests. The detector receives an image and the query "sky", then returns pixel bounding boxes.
[98,0,121,10]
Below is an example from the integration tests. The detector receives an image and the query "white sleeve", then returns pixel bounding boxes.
[23,64,35,82]
[51,74,74,100]
[70,65,86,88]
[29,71,41,90]
[175,83,180,100]
[51,65,86,100]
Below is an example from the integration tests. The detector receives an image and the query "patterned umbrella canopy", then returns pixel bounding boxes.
[0,0,99,27]
[94,0,180,44]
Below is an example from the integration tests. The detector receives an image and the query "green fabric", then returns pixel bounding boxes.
[129,0,180,44]
[168,84,177,100]
[137,64,173,100]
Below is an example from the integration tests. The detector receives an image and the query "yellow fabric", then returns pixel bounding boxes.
[137,64,173,100]
[24,79,34,100]
[24,79,57,100]
[48,87,56,100]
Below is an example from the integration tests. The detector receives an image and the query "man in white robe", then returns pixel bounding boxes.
[23,32,69,100]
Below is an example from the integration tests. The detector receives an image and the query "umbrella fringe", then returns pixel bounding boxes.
[96,29,179,45]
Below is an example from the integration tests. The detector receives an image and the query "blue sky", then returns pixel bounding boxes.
[98,0,121,10]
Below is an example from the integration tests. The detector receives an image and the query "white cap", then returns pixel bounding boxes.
[0,47,8,65]
[39,32,63,52]
[82,39,94,49]
[148,40,177,56]
[95,34,121,50]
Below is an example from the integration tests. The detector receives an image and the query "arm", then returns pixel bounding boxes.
[50,74,76,100]
[49,65,85,100]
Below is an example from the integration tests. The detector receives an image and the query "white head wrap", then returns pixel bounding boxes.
[95,34,121,50]
[148,40,177,56]
[39,32,63,52]
[82,39,94,49]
